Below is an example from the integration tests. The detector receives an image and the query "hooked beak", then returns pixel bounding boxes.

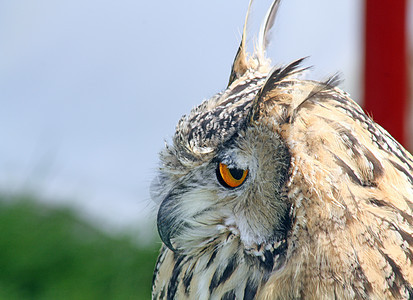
[157,194,186,252]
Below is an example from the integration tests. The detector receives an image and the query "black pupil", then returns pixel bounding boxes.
[229,168,244,180]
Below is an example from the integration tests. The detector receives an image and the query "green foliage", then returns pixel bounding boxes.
[0,194,160,299]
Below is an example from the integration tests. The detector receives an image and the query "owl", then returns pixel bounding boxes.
[151,1,413,299]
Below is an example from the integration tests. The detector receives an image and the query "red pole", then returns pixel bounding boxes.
[363,0,408,147]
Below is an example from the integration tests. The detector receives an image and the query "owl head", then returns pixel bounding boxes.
[151,0,308,254]
[152,1,413,298]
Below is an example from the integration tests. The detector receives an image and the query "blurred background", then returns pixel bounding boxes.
[0,0,411,298]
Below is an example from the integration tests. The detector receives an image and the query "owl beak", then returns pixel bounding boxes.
[157,194,185,252]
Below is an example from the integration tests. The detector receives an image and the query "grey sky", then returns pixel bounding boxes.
[0,0,372,236]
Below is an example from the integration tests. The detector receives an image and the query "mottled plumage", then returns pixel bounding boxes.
[151,1,413,299]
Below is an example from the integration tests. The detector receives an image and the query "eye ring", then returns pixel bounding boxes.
[216,162,248,188]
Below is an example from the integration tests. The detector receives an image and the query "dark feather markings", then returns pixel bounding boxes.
[227,81,255,100]
[332,153,363,186]
[262,250,274,271]
[331,148,380,187]
[159,287,165,299]
[186,99,253,150]
[206,247,218,269]
[182,270,193,296]
[249,58,309,123]
[352,146,384,187]
[167,255,185,300]
[330,101,413,174]
[152,247,165,288]
[222,289,236,300]
[291,73,343,122]
[322,73,343,88]
[339,128,363,155]
[218,256,237,283]
[266,58,309,92]
[244,277,259,300]
[362,147,384,179]
[351,264,373,298]
[391,225,413,263]
[272,241,288,272]
[182,258,197,296]
[209,256,237,294]
[368,198,387,207]
[368,198,413,226]
[381,252,413,298]
[222,77,264,108]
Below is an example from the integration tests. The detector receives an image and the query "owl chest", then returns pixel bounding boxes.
[152,239,380,300]
[152,238,290,299]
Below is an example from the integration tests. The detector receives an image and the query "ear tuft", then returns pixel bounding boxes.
[228,0,253,86]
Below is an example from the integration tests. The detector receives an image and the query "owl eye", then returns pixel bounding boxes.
[217,162,248,188]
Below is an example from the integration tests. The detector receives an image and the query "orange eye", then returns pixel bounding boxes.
[217,162,248,188]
